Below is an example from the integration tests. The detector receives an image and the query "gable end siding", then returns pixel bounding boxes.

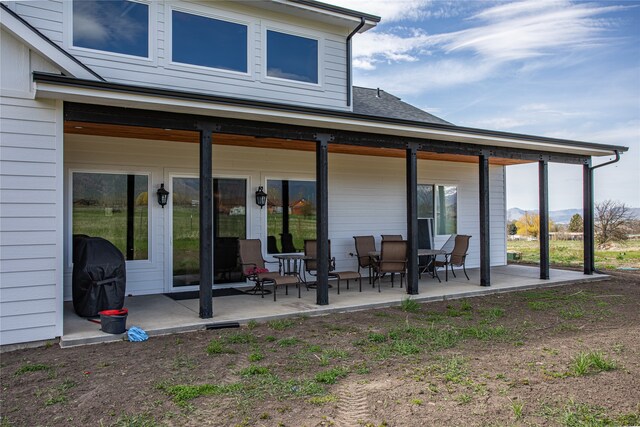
[1,30,63,346]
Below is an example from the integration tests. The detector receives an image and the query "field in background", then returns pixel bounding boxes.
[507,239,640,269]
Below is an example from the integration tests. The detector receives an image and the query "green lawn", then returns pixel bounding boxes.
[507,239,640,269]
[73,206,149,260]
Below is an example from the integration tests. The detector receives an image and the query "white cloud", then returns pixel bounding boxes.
[352,29,433,69]
[434,1,626,61]
[355,59,498,94]
[351,0,627,74]
[324,0,434,22]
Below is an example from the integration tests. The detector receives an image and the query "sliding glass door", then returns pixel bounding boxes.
[171,176,246,289]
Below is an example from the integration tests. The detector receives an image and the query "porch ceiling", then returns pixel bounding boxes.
[64,121,529,166]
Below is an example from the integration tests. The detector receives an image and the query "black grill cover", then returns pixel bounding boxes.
[72,236,126,317]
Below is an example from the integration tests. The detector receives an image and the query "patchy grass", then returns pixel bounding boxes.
[112,413,161,427]
[225,332,257,344]
[570,351,617,376]
[314,367,349,384]
[308,395,337,405]
[14,363,51,376]
[239,365,270,377]
[560,400,639,427]
[267,318,296,331]
[277,337,302,347]
[400,297,421,313]
[206,339,235,355]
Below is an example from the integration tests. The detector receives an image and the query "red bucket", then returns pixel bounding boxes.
[98,308,128,334]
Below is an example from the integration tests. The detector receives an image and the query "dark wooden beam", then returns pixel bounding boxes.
[198,126,214,318]
[539,160,550,280]
[479,154,491,286]
[406,143,419,295]
[315,134,331,305]
[583,160,594,275]
[63,103,590,165]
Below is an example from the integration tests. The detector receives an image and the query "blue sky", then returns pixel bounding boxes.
[331,0,640,210]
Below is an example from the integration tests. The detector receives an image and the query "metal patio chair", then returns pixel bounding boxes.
[434,235,471,281]
[304,240,361,293]
[371,240,408,292]
[238,239,300,301]
[353,235,376,285]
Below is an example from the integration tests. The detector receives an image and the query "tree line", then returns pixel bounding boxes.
[507,200,639,247]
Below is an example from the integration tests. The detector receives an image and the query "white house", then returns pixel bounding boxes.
[0,0,627,347]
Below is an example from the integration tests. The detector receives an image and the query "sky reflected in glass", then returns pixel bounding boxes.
[73,0,148,57]
[172,11,247,72]
[267,30,318,83]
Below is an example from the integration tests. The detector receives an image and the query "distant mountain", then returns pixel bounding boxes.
[508,207,640,224]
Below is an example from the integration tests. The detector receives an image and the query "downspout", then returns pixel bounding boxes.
[588,150,622,274]
[346,17,366,107]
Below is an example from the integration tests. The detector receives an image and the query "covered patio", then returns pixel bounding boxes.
[61,265,606,347]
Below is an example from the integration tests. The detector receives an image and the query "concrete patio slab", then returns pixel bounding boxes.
[61,265,608,347]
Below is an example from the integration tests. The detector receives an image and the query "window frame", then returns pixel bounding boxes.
[262,23,323,89]
[67,0,155,62]
[164,169,252,292]
[417,182,459,236]
[67,168,153,269]
[166,4,253,78]
[262,174,316,257]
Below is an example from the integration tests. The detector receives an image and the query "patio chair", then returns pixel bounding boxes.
[238,239,300,301]
[381,234,403,241]
[280,233,298,253]
[371,240,407,292]
[267,235,280,254]
[303,239,335,280]
[304,239,360,294]
[353,235,376,285]
[434,235,471,281]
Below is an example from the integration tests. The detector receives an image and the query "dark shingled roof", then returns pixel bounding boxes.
[353,86,451,125]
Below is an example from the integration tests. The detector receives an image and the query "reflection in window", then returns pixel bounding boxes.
[267,30,318,83]
[172,11,247,72]
[73,0,149,57]
[266,180,316,253]
[418,184,457,235]
[73,172,148,260]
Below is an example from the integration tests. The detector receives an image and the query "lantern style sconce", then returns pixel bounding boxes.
[255,186,267,209]
[157,183,169,208]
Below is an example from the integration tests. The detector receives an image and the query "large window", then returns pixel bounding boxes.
[418,184,458,235]
[72,172,149,260]
[72,0,149,57]
[172,11,247,72]
[267,30,318,84]
[266,180,316,253]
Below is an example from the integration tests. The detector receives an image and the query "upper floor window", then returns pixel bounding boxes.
[72,0,149,57]
[267,30,318,84]
[172,11,248,73]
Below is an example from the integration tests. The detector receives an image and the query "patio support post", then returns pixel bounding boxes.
[583,159,594,275]
[198,126,214,318]
[315,134,332,305]
[479,153,491,286]
[539,160,550,279]
[406,143,419,295]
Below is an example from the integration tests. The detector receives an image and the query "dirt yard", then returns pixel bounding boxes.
[2,271,639,427]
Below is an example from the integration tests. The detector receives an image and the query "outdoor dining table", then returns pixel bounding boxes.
[272,253,306,276]
[368,248,448,282]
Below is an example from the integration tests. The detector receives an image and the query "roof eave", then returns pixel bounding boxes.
[31,72,628,158]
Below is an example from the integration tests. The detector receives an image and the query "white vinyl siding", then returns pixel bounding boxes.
[9,0,350,110]
[1,34,64,346]
[64,135,508,299]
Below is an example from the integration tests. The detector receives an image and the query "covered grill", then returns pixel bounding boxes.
[72,236,126,317]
